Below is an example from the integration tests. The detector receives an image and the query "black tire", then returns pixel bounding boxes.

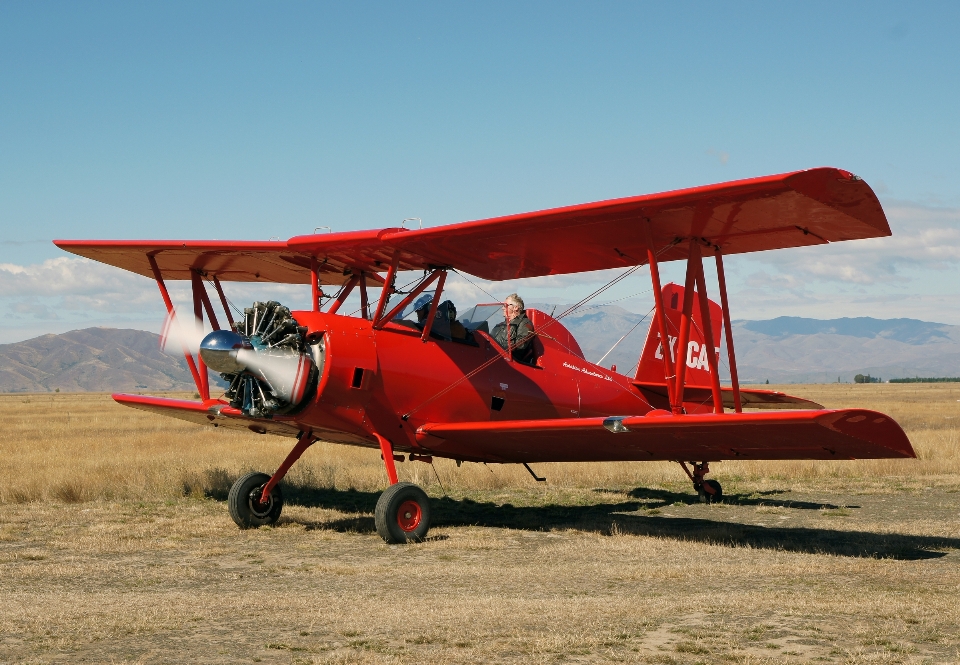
[228,471,283,529]
[700,479,723,504]
[375,482,431,544]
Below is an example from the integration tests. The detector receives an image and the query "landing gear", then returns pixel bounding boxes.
[701,478,723,504]
[678,461,722,504]
[375,482,432,543]
[228,471,284,528]
[226,431,314,530]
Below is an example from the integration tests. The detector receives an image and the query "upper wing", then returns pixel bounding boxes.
[363,167,888,280]
[53,235,391,286]
[57,167,888,283]
[415,409,914,463]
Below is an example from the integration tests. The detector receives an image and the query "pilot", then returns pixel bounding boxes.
[447,302,468,341]
[412,294,433,328]
[492,293,535,362]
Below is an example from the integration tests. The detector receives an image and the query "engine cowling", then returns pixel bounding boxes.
[199,301,321,417]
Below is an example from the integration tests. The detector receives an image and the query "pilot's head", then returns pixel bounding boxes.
[505,293,524,320]
[413,294,433,323]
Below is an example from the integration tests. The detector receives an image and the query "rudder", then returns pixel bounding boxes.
[634,283,723,387]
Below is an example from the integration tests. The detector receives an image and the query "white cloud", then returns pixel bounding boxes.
[0,257,155,298]
[0,257,320,342]
[706,148,730,165]
[10,301,59,320]
[748,201,960,286]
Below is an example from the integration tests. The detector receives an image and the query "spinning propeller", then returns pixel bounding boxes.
[160,301,321,417]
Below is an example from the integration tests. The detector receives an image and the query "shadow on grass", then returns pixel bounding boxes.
[625,486,857,511]
[274,485,955,561]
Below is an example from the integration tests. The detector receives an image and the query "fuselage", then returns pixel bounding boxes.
[284,308,651,460]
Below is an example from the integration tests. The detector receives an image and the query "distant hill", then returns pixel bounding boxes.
[0,328,197,393]
[5,312,960,392]
[729,317,960,383]
[741,317,951,345]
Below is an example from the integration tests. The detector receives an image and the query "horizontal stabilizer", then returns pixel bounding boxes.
[632,383,824,410]
[416,409,914,463]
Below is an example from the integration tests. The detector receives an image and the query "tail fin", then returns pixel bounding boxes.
[634,283,723,387]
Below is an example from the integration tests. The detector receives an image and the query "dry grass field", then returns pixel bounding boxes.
[1,383,959,664]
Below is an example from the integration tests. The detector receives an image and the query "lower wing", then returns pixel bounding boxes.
[415,409,914,463]
[113,393,302,437]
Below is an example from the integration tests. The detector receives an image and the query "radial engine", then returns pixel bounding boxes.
[198,301,322,417]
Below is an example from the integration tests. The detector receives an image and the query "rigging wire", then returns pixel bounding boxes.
[202,275,245,321]
[451,269,503,304]
[401,352,507,420]
[596,305,655,366]
[576,287,653,313]
[346,271,437,319]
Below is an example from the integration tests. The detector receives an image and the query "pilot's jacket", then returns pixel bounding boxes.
[492,312,535,362]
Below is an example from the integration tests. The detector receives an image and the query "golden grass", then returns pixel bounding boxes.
[1,383,959,504]
[2,385,960,662]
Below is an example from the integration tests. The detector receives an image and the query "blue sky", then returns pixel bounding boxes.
[2,2,959,342]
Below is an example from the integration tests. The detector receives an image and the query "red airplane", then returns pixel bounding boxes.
[56,167,915,543]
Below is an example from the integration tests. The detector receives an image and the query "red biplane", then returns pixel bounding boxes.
[56,167,915,543]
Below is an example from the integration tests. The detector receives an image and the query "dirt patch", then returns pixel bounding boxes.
[2,482,959,664]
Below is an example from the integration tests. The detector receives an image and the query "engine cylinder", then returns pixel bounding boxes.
[200,301,321,418]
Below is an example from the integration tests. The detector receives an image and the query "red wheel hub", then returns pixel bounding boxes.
[396,499,422,532]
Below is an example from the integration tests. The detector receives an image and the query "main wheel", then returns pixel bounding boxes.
[375,482,431,543]
[228,471,283,528]
[699,478,723,504]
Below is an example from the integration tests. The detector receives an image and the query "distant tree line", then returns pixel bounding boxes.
[889,377,960,383]
[854,374,881,384]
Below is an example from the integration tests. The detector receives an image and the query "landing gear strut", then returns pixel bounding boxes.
[678,461,723,504]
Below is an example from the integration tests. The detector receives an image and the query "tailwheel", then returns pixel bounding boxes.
[679,461,723,504]
[700,478,723,504]
[375,482,431,543]
[228,471,284,528]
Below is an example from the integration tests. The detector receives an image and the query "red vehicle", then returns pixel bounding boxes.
[56,167,914,543]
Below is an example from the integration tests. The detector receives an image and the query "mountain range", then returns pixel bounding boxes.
[2,312,960,392]
[558,307,960,384]
[0,328,197,393]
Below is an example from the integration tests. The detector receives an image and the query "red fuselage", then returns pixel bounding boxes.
[286,308,650,461]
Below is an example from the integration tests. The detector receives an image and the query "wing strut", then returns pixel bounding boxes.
[692,252,724,414]
[641,221,677,407]
[211,275,236,328]
[373,251,401,324]
[310,257,321,312]
[327,275,360,314]
[644,235,735,415]
[375,268,445,330]
[420,270,447,342]
[673,240,701,412]
[148,254,204,394]
[714,248,742,412]
[191,270,214,400]
[360,274,370,320]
